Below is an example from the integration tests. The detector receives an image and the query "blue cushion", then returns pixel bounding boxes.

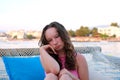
[2,56,45,80]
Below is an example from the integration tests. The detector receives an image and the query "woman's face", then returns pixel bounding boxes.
[45,27,64,51]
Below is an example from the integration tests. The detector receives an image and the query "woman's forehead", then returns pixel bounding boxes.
[46,27,57,33]
[45,28,58,37]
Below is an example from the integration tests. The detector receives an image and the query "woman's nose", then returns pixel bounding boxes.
[52,39,57,44]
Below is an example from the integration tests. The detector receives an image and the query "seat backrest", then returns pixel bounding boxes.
[2,56,45,80]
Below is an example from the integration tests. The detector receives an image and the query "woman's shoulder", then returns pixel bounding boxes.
[76,53,86,62]
[75,53,88,71]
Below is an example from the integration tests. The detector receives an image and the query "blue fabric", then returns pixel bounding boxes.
[2,56,45,80]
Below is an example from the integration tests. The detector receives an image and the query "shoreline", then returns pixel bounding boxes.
[1,37,120,42]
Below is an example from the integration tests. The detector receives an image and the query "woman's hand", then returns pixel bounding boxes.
[59,68,70,77]
[40,45,57,54]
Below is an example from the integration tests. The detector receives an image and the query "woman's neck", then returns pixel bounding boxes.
[57,51,65,58]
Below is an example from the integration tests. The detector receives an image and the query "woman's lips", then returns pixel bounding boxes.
[55,46,60,49]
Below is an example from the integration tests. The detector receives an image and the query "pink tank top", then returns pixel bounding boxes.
[59,56,79,78]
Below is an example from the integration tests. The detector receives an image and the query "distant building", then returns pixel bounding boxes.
[98,26,120,38]
[0,32,8,40]
[7,30,27,39]
[26,30,41,39]
[6,30,42,39]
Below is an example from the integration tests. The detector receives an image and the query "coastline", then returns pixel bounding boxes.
[71,37,120,42]
[1,37,120,42]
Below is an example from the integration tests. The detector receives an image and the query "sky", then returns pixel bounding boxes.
[0,0,120,31]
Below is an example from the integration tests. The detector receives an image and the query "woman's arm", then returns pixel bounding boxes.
[77,54,89,80]
[39,45,60,75]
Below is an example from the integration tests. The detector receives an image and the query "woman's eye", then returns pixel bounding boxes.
[48,39,52,42]
[55,35,59,38]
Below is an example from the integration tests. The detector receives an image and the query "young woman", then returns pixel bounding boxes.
[38,21,89,80]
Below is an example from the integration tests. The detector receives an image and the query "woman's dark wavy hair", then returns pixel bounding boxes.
[38,21,77,70]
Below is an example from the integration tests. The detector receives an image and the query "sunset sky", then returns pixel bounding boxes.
[0,0,120,31]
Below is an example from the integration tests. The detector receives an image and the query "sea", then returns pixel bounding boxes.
[1,40,119,57]
[0,40,120,80]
